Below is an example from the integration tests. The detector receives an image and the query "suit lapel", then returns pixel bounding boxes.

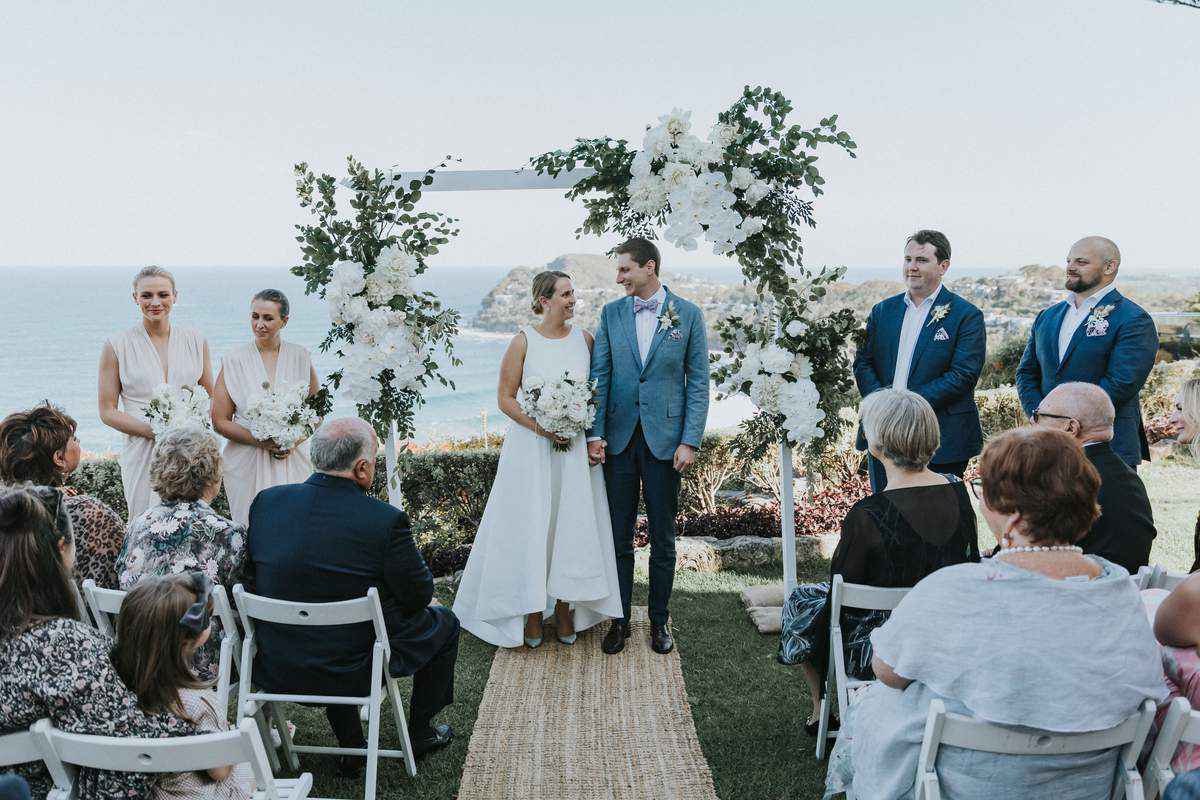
[1043,302,1069,367]
[1057,291,1122,373]
[906,290,950,376]
[641,287,672,373]
[878,295,905,383]
[618,295,643,371]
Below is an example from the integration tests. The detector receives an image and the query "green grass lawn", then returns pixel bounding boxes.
[253,460,1198,799]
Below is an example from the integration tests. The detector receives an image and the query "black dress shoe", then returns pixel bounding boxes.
[336,753,364,778]
[409,723,454,758]
[601,621,631,655]
[650,623,674,654]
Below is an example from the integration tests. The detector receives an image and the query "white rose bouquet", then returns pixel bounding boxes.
[519,372,597,452]
[241,380,320,457]
[144,384,211,437]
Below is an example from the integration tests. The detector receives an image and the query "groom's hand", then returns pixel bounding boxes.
[588,440,607,466]
[673,444,696,473]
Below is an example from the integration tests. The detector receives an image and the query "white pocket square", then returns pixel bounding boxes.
[933,327,950,342]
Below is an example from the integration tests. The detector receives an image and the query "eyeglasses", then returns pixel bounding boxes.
[1032,410,1076,425]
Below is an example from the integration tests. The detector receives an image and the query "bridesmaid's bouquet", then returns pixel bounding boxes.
[144,384,211,437]
[519,372,597,452]
[242,381,320,456]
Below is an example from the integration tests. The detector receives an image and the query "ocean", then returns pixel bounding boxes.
[0,263,1000,454]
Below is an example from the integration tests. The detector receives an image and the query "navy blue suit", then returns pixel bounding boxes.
[244,473,459,741]
[1015,289,1158,467]
[853,288,986,487]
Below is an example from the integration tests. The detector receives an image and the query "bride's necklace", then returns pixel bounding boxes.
[995,544,1083,556]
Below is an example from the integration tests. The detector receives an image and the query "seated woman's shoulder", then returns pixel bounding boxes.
[24,616,109,650]
[64,493,124,525]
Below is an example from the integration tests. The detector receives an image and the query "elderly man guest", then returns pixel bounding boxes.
[1032,382,1156,573]
[1016,236,1158,469]
[242,417,459,770]
[853,230,986,491]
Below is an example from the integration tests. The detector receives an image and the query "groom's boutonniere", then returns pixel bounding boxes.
[658,300,681,334]
[926,303,951,327]
[1086,303,1115,337]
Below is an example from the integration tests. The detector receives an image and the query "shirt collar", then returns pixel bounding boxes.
[904,283,943,311]
[1068,283,1118,312]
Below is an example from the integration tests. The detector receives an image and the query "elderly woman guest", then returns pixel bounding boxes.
[212,289,320,526]
[99,266,213,521]
[824,428,1166,799]
[0,485,194,799]
[779,388,979,735]
[0,403,125,588]
[117,426,246,680]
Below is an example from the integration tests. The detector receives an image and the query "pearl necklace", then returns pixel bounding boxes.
[995,544,1083,556]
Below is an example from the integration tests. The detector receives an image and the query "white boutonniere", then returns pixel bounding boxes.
[1085,304,1115,337]
[658,300,681,333]
[926,303,951,327]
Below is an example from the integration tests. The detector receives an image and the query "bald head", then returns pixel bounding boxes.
[1038,382,1115,443]
[1066,236,1121,296]
[310,417,378,474]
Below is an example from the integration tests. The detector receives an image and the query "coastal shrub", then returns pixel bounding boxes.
[398,448,500,531]
[1143,359,1200,420]
[412,517,473,577]
[680,433,742,514]
[795,476,871,537]
[978,336,1027,390]
[976,385,1026,441]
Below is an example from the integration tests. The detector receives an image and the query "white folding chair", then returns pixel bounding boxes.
[914,698,1156,800]
[2,721,72,800]
[1144,697,1200,799]
[233,584,417,800]
[1147,565,1191,593]
[814,575,911,760]
[1134,565,1157,591]
[29,717,313,800]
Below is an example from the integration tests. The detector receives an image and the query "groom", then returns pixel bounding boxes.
[588,237,710,656]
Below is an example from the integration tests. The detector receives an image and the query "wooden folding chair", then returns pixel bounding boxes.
[914,698,1156,800]
[815,575,911,760]
[233,584,417,800]
[29,717,313,800]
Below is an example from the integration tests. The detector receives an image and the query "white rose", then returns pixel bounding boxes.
[331,260,366,295]
[630,151,653,178]
[731,166,754,191]
[785,320,807,338]
[744,180,772,206]
[661,161,694,190]
[759,344,794,375]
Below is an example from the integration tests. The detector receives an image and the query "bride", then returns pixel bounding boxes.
[453,270,623,648]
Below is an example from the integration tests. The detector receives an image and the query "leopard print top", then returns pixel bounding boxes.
[65,493,125,589]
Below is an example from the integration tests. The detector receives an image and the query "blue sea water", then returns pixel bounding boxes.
[0,263,1000,453]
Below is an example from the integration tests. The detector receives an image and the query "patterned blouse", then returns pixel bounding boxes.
[118,500,247,681]
[152,689,252,800]
[65,493,126,590]
[0,617,195,800]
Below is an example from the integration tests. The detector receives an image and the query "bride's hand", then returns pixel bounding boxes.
[534,423,569,448]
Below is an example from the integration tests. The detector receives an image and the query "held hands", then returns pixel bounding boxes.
[673,444,696,474]
[588,440,607,466]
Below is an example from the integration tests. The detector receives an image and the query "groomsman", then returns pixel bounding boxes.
[1015,236,1159,469]
[853,230,986,491]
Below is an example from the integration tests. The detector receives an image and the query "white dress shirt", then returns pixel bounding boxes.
[635,286,667,364]
[1057,284,1118,363]
[892,284,943,391]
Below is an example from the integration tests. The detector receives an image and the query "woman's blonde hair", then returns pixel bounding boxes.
[132,265,177,292]
[1178,377,1200,457]
[530,271,570,315]
[860,388,940,471]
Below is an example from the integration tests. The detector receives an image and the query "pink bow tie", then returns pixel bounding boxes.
[634,297,660,314]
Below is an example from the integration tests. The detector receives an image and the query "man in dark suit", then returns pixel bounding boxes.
[1032,382,1156,572]
[1016,236,1159,469]
[853,229,986,491]
[244,417,459,768]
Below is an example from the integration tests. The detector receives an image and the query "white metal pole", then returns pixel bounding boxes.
[780,442,797,597]
[383,419,403,510]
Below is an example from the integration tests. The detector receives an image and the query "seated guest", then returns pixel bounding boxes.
[1032,382,1156,573]
[242,418,460,771]
[1167,378,1200,571]
[824,428,1166,799]
[0,485,194,799]
[1167,770,1200,800]
[0,403,125,588]
[778,388,980,736]
[117,426,246,681]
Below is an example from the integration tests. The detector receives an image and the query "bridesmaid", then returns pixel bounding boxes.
[212,289,320,526]
[99,266,212,521]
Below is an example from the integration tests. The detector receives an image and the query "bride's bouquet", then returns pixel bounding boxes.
[144,384,211,437]
[519,372,597,452]
[242,381,320,456]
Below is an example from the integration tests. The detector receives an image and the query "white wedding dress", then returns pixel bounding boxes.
[452,325,623,647]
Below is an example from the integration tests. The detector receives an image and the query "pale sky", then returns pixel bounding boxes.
[2,0,1197,272]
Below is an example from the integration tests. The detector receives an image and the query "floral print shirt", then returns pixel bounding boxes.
[117,500,247,680]
[0,617,196,800]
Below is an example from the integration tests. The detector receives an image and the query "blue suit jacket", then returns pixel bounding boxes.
[243,473,458,694]
[588,286,710,460]
[1015,289,1158,467]
[853,288,986,463]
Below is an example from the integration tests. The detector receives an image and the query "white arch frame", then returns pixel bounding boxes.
[374,167,800,595]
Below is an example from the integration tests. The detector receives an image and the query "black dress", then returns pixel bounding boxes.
[778,476,980,682]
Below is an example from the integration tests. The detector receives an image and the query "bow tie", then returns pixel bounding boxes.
[634,297,661,315]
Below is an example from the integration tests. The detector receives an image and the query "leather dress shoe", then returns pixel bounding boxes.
[601,621,631,655]
[650,623,674,654]
[409,723,454,758]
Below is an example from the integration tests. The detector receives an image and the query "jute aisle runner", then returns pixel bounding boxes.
[457,607,720,800]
